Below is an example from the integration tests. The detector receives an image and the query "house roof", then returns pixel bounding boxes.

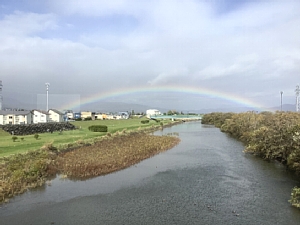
[0,110,32,116]
[32,109,50,115]
[48,109,64,115]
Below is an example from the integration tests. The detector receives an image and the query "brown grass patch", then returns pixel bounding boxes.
[55,132,180,178]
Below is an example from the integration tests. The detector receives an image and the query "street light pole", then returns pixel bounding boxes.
[45,82,50,111]
[280,91,283,111]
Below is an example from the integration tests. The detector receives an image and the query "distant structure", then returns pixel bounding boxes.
[296,85,300,112]
[45,82,50,111]
[146,109,161,118]
[0,80,2,110]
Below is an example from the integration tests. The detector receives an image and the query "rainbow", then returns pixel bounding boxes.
[61,85,268,111]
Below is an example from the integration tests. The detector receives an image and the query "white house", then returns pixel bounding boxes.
[32,110,50,123]
[146,109,161,118]
[81,111,95,120]
[0,110,33,125]
[48,109,64,122]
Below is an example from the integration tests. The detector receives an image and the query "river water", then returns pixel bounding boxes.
[1,121,300,224]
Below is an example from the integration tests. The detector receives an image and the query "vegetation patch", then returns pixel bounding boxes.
[0,147,57,203]
[55,132,180,178]
[88,125,108,132]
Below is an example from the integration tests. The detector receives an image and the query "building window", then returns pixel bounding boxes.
[9,116,13,119]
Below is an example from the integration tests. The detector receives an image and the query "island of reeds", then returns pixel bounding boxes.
[0,119,181,204]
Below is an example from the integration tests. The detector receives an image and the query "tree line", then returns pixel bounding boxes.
[201,111,300,208]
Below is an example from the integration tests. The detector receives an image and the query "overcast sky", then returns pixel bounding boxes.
[1,0,299,111]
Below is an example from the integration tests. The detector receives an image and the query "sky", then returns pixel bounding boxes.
[0,0,300,112]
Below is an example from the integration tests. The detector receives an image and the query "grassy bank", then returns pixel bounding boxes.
[0,119,181,203]
[0,118,172,157]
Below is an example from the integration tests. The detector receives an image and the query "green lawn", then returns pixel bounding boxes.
[0,118,169,157]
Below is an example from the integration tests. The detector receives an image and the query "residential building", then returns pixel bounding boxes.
[81,111,96,120]
[48,109,64,122]
[32,109,50,123]
[95,112,106,120]
[0,110,33,125]
[64,110,74,120]
[146,109,161,118]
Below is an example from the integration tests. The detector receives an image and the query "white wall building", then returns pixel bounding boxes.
[0,110,32,125]
[146,109,161,118]
[48,109,64,122]
[32,110,49,123]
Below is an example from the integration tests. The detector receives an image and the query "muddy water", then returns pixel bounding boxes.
[1,121,300,224]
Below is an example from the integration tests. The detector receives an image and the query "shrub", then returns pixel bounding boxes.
[41,142,58,152]
[141,120,149,124]
[84,117,92,121]
[75,118,82,121]
[34,134,39,140]
[12,136,18,142]
[289,187,300,208]
[88,125,108,132]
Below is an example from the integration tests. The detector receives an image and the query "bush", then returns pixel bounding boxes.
[141,120,150,124]
[289,187,300,208]
[34,134,39,140]
[75,118,82,121]
[88,125,108,132]
[12,136,18,142]
[84,117,92,121]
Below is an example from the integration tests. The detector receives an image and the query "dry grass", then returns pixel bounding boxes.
[0,131,180,203]
[55,132,180,178]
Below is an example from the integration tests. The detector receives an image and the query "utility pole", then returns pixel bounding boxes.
[280,91,283,111]
[296,85,300,112]
[45,82,50,111]
[0,80,2,110]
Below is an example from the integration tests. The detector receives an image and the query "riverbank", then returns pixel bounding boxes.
[0,121,181,204]
[201,111,300,209]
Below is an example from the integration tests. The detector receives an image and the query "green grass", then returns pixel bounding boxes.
[0,118,170,158]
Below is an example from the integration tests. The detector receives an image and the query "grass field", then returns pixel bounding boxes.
[0,118,170,158]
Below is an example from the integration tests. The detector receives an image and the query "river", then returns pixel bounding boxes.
[1,121,300,224]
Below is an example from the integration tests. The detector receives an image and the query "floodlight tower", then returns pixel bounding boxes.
[0,80,2,110]
[45,82,50,111]
[296,85,300,112]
